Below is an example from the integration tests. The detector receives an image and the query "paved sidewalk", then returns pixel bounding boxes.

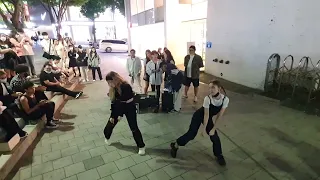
[7,78,320,180]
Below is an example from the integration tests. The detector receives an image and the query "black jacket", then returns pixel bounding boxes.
[77,51,88,67]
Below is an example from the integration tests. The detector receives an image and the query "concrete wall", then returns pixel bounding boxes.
[130,22,165,57]
[205,0,320,90]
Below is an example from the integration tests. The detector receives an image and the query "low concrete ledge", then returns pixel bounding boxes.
[0,76,80,180]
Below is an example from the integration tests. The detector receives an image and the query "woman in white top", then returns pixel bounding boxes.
[53,39,67,69]
[170,80,229,166]
[146,50,163,113]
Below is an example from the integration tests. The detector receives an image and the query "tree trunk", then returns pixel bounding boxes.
[11,0,23,31]
[92,19,97,43]
[112,10,117,39]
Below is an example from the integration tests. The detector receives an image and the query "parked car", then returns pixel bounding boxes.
[99,39,128,53]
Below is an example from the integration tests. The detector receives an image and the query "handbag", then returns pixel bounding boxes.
[42,39,52,59]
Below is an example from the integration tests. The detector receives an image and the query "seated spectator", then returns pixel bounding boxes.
[160,62,184,112]
[0,100,27,141]
[0,69,22,106]
[40,62,83,98]
[20,81,58,128]
[10,64,48,101]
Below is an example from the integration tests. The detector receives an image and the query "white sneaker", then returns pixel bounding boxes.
[105,139,111,146]
[138,148,146,155]
[93,80,96,82]
[194,96,198,102]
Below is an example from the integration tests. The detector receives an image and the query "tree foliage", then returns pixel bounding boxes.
[105,0,124,16]
[0,0,25,32]
[80,0,106,20]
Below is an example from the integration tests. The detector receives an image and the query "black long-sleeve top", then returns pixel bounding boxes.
[110,83,135,118]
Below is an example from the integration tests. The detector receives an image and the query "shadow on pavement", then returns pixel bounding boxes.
[263,127,320,179]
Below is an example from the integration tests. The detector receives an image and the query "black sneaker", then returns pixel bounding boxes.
[19,131,28,138]
[170,142,178,158]
[46,121,58,129]
[52,118,61,123]
[75,92,83,99]
[216,156,226,166]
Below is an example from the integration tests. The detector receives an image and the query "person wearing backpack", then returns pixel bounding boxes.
[77,45,89,82]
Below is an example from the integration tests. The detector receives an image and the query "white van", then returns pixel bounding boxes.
[99,39,128,53]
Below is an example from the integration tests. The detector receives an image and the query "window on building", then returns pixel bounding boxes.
[154,0,163,8]
[131,0,138,15]
[137,0,145,13]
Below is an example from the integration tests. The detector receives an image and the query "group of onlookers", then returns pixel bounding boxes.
[126,46,204,113]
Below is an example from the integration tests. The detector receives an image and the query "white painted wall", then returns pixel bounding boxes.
[130,23,165,57]
[205,0,320,90]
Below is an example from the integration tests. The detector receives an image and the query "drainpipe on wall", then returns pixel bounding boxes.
[124,0,132,52]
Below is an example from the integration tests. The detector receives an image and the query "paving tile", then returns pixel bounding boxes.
[96,162,119,178]
[77,169,100,180]
[101,151,122,164]
[61,146,80,157]
[77,141,96,152]
[83,156,105,170]
[20,166,31,180]
[68,137,85,147]
[42,168,66,180]
[52,156,73,169]
[114,156,136,170]
[51,141,70,151]
[130,154,152,164]
[42,150,62,163]
[89,146,108,157]
[111,169,135,180]
[171,176,184,180]
[145,157,170,170]
[64,162,86,177]
[147,169,171,180]
[33,145,52,156]
[135,176,149,180]
[208,171,241,180]
[59,134,75,142]
[84,133,100,142]
[25,175,43,180]
[32,155,42,167]
[246,170,274,180]
[41,136,59,146]
[72,151,92,163]
[62,175,77,180]
[129,162,152,178]
[162,163,189,178]
[32,161,54,177]
[73,129,90,138]
[98,176,112,180]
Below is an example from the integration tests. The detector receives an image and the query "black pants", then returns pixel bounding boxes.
[92,67,102,80]
[0,109,25,141]
[27,102,55,125]
[46,85,78,97]
[104,103,145,148]
[151,85,161,107]
[176,114,223,158]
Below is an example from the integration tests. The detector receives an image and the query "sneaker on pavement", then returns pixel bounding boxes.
[93,80,96,82]
[170,142,178,158]
[216,156,226,166]
[19,131,28,138]
[138,147,146,155]
[46,122,58,129]
[105,139,111,145]
[183,95,188,99]
[194,96,198,102]
[52,118,61,123]
[75,92,83,99]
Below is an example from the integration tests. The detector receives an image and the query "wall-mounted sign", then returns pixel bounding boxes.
[206,41,212,48]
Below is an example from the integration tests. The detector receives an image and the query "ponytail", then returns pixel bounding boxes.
[209,80,227,96]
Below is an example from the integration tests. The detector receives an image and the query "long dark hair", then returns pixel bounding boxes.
[210,80,227,95]
[0,34,10,46]
[164,49,174,63]
[145,49,151,63]
[90,47,98,58]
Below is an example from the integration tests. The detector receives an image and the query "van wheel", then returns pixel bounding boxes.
[106,47,112,53]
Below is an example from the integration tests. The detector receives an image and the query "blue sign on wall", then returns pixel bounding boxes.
[206,41,212,48]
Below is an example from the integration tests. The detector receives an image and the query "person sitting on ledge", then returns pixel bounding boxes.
[10,64,48,101]
[0,69,22,106]
[19,81,59,128]
[0,100,28,142]
[39,62,83,99]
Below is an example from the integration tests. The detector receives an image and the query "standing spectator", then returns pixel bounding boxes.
[183,45,204,102]
[157,48,164,60]
[40,62,83,98]
[40,32,55,62]
[77,45,89,82]
[163,49,175,64]
[19,81,58,128]
[143,50,151,94]
[9,31,26,65]
[54,39,67,69]
[146,50,163,113]
[0,33,19,81]
[88,47,102,81]
[126,49,142,93]
[17,29,36,77]
[68,45,80,77]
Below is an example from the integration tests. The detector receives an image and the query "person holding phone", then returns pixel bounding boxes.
[19,81,59,128]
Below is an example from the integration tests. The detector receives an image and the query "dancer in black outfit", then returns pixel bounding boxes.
[170,80,229,166]
[104,71,146,155]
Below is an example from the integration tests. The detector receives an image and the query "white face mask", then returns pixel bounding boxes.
[0,37,6,41]
[43,35,49,40]
[44,67,52,73]
[0,78,7,83]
